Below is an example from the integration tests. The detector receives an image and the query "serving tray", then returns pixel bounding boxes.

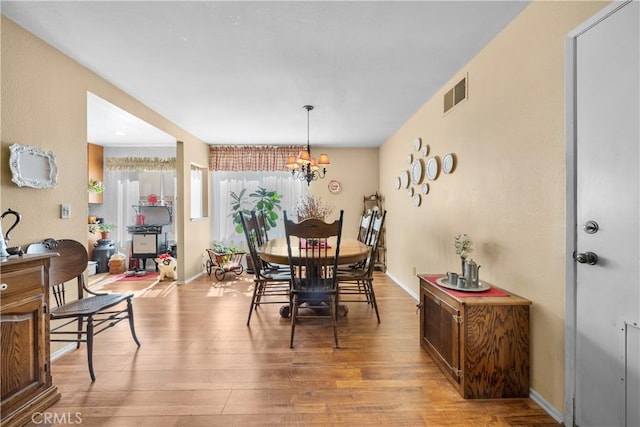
[435,276,491,292]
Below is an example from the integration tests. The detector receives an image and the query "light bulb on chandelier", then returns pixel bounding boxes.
[286,105,330,185]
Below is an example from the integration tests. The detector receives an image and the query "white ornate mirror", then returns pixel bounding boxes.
[9,143,58,188]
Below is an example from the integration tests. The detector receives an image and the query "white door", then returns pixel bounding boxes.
[574,2,639,426]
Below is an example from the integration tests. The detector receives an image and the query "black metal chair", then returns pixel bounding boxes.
[283,210,344,348]
[337,210,386,323]
[26,238,140,381]
[240,212,291,326]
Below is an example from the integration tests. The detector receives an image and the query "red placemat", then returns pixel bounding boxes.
[425,275,509,297]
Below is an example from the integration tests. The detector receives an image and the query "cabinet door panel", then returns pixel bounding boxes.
[1,297,45,405]
[421,287,460,377]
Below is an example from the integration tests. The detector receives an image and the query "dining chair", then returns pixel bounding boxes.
[251,210,288,272]
[283,210,344,348]
[26,238,140,381]
[240,212,291,326]
[337,210,386,323]
[357,210,374,244]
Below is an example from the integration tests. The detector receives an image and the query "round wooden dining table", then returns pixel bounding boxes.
[258,237,370,318]
[258,237,370,267]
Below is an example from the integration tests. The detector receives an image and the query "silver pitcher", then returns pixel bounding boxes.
[463,258,481,288]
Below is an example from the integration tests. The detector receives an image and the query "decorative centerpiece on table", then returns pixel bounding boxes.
[454,234,473,273]
[295,195,334,221]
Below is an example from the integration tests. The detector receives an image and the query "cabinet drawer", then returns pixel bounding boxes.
[0,265,45,301]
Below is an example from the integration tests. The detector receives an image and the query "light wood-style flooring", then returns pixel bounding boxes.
[36,271,559,426]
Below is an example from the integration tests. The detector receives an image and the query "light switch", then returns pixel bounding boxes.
[61,203,71,219]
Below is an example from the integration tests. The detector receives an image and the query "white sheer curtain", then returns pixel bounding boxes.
[211,171,308,249]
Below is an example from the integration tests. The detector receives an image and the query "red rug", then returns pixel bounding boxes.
[114,272,159,282]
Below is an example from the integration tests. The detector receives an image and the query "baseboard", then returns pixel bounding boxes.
[384,271,419,300]
[181,270,205,285]
[51,343,76,362]
[385,270,565,425]
[529,388,565,424]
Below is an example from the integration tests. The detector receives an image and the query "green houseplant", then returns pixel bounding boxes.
[230,187,283,234]
[93,223,115,239]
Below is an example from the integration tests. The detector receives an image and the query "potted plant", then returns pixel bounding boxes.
[230,187,283,234]
[229,186,283,273]
[97,223,115,239]
[87,178,104,194]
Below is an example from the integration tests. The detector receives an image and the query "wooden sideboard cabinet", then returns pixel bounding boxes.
[1,254,60,427]
[418,274,531,399]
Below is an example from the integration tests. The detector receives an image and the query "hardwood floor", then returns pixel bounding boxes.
[34,271,559,426]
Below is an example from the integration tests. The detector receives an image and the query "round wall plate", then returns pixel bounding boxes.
[400,170,410,188]
[328,180,342,194]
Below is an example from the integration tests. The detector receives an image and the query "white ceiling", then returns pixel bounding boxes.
[2,1,529,148]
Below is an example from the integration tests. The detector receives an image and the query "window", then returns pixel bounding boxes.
[211,171,307,248]
[190,163,208,220]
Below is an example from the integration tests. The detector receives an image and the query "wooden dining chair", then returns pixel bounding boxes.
[26,238,140,381]
[240,212,291,326]
[337,210,386,323]
[357,210,374,244]
[251,210,288,272]
[283,210,344,348]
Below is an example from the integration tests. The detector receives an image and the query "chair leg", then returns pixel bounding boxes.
[126,299,141,347]
[76,316,84,349]
[367,280,381,323]
[331,295,339,349]
[86,316,95,382]
[246,280,261,326]
[289,298,298,348]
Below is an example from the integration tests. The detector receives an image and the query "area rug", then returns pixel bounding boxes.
[114,272,159,282]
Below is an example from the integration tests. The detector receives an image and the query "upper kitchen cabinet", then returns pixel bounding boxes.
[88,143,104,204]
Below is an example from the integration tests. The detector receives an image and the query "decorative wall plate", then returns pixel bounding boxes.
[414,137,422,151]
[407,187,414,197]
[421,183,429,194]
[410,159,424,185]
[426,156,440,181]
[393,176,401,190]
[442,153,455,174]
[413,194,422,206]
[407,153,413,164]
[328,180,342,194]
[400,170,410,188]
[421,145,429,157]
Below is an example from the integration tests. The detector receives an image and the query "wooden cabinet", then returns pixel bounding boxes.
[418,274,531,399]
[1,255,60,427]
[88,142,104,204]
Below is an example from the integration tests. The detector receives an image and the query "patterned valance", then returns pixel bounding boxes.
[209,145,304,171]
[106,157,176,171]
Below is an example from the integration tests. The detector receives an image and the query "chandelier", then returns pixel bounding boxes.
[286,105,330,185]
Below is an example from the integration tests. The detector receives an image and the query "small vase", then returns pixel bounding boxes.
[460,257,466,275]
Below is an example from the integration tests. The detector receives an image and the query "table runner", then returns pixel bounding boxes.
[424,275,509,297]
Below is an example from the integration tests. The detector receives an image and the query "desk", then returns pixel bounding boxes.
[258,237,370,267]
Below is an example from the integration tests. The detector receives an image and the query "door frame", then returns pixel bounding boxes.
[564,1,633,425]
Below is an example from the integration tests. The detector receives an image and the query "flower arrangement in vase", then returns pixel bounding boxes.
[454,234,473,272]
[295,195,334,221]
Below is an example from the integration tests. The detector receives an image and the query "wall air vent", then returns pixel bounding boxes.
[444,75,467,113]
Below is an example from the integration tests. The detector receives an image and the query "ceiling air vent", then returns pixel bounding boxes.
[444,75,467,113]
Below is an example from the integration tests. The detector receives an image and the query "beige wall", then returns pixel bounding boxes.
[379,1,608,413]
[308,147,379,236]
[1,16,210,286]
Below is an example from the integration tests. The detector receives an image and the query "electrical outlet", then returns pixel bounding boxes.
[61,203,71,219]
